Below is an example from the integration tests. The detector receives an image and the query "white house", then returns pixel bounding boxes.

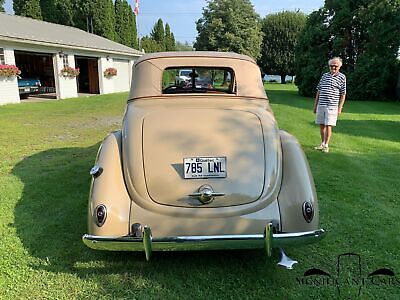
[0,13,143,105]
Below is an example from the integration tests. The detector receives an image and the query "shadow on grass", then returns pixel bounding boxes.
[12,145,292,297]
[337,120,400,143]
[12,144,399,297]
[267,89,314,111]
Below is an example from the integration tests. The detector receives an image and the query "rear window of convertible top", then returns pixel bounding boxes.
[162,67,235,94]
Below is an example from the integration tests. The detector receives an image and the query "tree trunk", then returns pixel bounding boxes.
[280,74,286,84]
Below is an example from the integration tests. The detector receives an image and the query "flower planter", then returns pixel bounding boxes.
[60,67,80,78]
[104,67,117,78]
[0,64,21,78]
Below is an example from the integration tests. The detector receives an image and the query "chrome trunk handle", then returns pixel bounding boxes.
[189,184,224,204]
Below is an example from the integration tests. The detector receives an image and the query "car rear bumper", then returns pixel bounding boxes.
[18,86,39,94]
[82,224,325,261]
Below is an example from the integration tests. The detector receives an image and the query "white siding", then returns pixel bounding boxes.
[54,53,78,99]
[98,57,114,94]
[114,59,130,92]
[0,48,20,105]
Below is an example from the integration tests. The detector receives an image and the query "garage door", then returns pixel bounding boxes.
[14,51,56,98]
[114,59,130,92]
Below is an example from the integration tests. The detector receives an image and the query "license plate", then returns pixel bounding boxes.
[24,88,30,92]
[183,157,226,179]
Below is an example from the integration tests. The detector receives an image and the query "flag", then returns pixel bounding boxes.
[134,0,139,15]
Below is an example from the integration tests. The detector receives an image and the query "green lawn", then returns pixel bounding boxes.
[1,86,399,299]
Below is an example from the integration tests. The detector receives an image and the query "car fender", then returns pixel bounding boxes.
[88,130,131,236]
[277,130,320,232]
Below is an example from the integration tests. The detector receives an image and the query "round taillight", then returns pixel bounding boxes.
[302,202,314,223]
[95,204,107,227]
[90,165,103,178]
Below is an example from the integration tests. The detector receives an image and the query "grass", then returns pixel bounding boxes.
[1,85,400,299]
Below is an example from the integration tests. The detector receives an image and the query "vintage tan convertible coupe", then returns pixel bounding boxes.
[83,52,325,267]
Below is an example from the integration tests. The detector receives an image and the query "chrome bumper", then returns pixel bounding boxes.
[82,224,325,261]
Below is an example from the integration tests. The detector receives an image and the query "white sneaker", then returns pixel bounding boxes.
[322,145,329,153]
[314,144,324,150]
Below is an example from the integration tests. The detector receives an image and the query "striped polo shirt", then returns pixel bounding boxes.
[316,72,346,108]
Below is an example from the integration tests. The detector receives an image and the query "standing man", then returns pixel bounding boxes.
[313,57,346,153]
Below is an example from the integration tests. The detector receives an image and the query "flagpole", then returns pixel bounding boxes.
[134,0,141,51]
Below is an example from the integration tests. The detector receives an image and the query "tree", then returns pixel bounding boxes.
[72,0,116,41]
[40,0,74,25]
[126,3,138,49]
[0,0,5,12]
[141,19,177,53]
[295,0,400,100]
[93,0,116,40]
[140,36,160,53]
[347,0,400,99]
[151,18,165,50]
[295,9,330,96]
[176,41,194,51]
[194,0,262,60]
[114,0,138,48]
[115,0,129,45]
[165,23,176,51]
[259,11,306,84]
[14,0,43,19]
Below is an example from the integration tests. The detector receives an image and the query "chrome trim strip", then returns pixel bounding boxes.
[82,227,325,257]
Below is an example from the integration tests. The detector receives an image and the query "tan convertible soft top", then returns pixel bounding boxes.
[129,51,267,100]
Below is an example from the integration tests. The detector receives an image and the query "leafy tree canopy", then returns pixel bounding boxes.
[115,0,138,48]
[14,0,42,19]
[39,0,74,25]
[295,0,400,100]
[126,2,139,49]
[165,23,176,51]
[114,0,126,44]
[295,9,330,96]
[87,0,116,41]
[141,19,177,53]
[194,0,262,60]
[0,0,5,12]
[259,11,306,84]
[141,36,160,53]
[151,18,165,44]
[176,41,194,51]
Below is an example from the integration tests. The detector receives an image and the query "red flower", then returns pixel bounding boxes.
[104,67,117,78]
[60,66,80,77]
[0,64,21,77]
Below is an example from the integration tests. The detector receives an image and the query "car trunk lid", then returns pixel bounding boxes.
[140,108,268,208]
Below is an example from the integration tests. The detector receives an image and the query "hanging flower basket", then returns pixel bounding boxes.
[104,67,117,78]
[61,66,80,78]
[0,64,21,78]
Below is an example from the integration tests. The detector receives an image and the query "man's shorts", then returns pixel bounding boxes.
[315,106,338,126]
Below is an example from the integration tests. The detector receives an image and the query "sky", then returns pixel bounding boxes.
[3,0,324,44]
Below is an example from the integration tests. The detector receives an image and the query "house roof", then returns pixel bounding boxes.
[0,13,142,56]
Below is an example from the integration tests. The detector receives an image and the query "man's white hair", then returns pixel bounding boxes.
[328,57,343,67]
